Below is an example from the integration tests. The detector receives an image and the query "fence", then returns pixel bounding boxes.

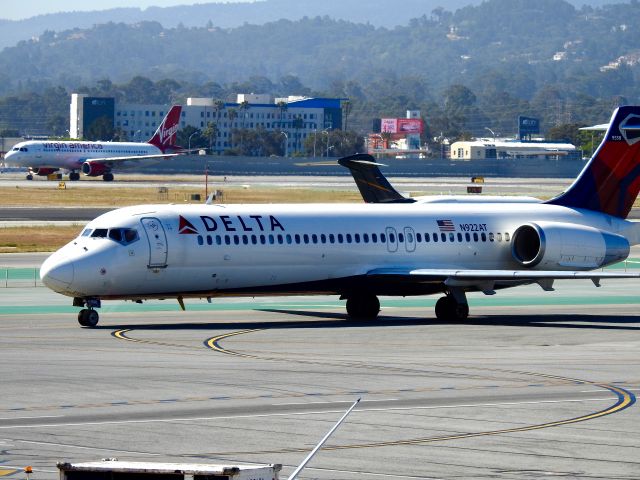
[0,268,42,287]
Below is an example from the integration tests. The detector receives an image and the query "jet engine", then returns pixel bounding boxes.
[31,167,59,176]
[81,161,109,177]
[511,221,629,269]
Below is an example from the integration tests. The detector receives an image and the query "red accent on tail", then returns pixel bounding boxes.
[148,105,182,152]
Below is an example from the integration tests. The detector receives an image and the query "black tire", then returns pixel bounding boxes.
[435,296,452,320]
[435,296,469,320]
[69,172,80,181]
[78,309,99,327]
[346,294,380,320]
[26,174,33,180]
[102,173,114,182]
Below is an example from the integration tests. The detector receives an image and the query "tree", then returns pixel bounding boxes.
[85,116,114,141]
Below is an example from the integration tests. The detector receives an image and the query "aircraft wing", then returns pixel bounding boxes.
[367,267,640,292]
[83,153,180,166]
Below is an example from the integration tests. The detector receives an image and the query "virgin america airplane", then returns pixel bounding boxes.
[41,106,640,327]
[4,106,182,181]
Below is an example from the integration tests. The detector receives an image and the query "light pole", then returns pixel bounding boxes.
[280,131,288,157]
[484,127,497,141]
[322,129,330,158]
[188,131,198,151]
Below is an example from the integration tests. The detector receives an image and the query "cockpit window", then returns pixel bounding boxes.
[108,229,123,242]
[81,229,93,237]
[19,147,28,152]
[89,227,139,245]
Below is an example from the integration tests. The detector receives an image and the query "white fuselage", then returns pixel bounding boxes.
[4,140,161,171]
[40,202,637,300]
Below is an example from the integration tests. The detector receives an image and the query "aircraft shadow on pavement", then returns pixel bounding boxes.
[95,310,640,332]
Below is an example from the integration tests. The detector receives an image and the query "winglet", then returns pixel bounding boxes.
[338,153,416,203]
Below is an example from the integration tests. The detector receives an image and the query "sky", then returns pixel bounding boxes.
[1,1,249,20]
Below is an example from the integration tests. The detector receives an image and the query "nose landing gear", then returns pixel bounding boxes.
[74,297,101,327]
[78,309,99,327]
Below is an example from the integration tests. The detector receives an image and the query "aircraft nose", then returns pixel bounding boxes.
[40,256,75,292]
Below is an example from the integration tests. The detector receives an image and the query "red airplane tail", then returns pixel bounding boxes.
[148,105,182,152]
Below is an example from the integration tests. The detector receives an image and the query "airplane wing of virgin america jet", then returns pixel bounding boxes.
[40,106,640,327]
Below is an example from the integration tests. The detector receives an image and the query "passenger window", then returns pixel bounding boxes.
[286,234,292,244]
[416,233,421,242]
[473,233,479,242]
[380,233,386,243]
[295,234,301,244]
[311,234,318,244]
[481,233,487,242]
[269,235,275,244]
[424,233,430,242]
[320,234,327,243]
[225,235,231,245]
[389,233,395,243]
[497,233,502,242]
[303,234,309,244]
[505,232,510,242]
[449,233,454,242]
[433,234,438,243]
[398,233,404,242]
[197,235,203,246]
[354,233,360,243]
[441,233,446,242]
[489,233,494,242]
[277,234,284,244]
[243,235,249,245]
[363,233,369,243]
[372,233,378,243]
[260,235,266,245]
[207,235,213,245]
[465,233,470,242]
[251,235,257,245]
[216,235,222,245]
[329,234,335,244]
[338,234,344,243]
[457,233,462,242]
[234,235,240,245]
[346,234,352,243]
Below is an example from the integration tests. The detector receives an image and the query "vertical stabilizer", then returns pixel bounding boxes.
[546,106,640,218]
[147,105,182,151]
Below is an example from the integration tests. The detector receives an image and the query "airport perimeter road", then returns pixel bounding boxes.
[0,279,638,479]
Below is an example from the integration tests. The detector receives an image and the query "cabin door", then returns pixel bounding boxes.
[141,217,168,268]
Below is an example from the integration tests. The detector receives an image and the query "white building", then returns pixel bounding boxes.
[71,93,345,155]
[449,139,578,160]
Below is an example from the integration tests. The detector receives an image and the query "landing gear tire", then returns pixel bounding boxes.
[346,294,380,320]
[26,174,33,180]
[435,296,469,321]
[69,172,80,181]
[78,309,99,327]
[102,173,114,182]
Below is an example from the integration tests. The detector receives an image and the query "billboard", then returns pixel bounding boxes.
[518,116,540,139]
[380,118,423,135]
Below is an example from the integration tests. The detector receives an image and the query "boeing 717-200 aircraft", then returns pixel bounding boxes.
[4,105,183,181]
[41,106,640,327]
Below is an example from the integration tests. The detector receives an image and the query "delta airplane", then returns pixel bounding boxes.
[4,105,183,181]
[41,106,640,327]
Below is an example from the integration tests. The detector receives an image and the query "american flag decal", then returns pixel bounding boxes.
[437,219,455,231]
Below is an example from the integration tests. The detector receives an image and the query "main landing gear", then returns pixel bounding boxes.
[344,293,380,320]
[74,297,101,327]
[435,289,469,321]
[69,172,80,181]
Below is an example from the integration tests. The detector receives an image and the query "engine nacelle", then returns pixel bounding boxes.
[31,167,59,176]
[82,161,108,177]
[511,221,629,269]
